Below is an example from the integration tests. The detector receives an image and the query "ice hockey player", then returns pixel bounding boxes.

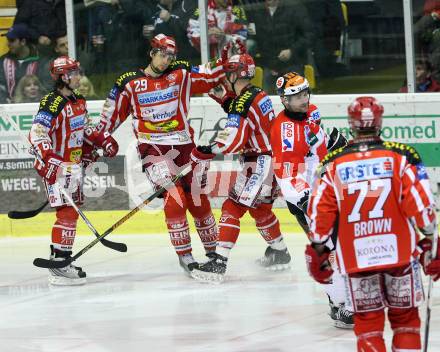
[306,96,440,351]
[270,72,353,328]
[90,34,233,275]
[189,53,291,283]
[29,56,113,285]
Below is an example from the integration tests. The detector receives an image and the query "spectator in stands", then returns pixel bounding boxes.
[247,0,311,94]
[400,58,440,92]
[54,34,69,56]
[0,24,42,103]
[12,74,45,103]
[84,0,123,53]
[303,0,346,78]
[188,0,248,58]
[78,75,98,99]
[14,0,66,47]
[415,0,440,79]
[149,0,199,62]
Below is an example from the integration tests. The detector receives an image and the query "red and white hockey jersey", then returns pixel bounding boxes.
[97,61,225,145]
[29,90,87,165]
[213,84,274,155]
[270,105,328,205]
[308,140,436,274]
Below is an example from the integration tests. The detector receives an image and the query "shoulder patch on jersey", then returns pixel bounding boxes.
[225,113,241,128]
[258,95,273,116]
[383,141,421,164]
[38,91,67,117]
[416,163,429,180]
[308,107,321,123]
[115,71,142,89]
[228,86,260,117]
[168,60,191,72]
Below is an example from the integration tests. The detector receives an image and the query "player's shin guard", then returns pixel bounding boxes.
[389,308,421,351]
[51,206,79,252]
[164,187,192,256]
[186,194,218,254]
[354,311,386,352]
[216,199,247,259]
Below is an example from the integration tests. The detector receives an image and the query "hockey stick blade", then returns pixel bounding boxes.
[8,201,49,219]
[99,238,127,252]
[33,256,73,269]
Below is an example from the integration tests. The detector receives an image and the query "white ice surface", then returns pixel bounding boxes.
[0,234,438,352]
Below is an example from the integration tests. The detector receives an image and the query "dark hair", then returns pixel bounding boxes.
[415,58,432,72]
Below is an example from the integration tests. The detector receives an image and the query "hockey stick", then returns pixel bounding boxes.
[33,164,192,269]
[423,225,438,352]
[2,111,127,252]
[8,200,49,219]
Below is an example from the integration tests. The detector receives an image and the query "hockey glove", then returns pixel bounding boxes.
[82,141,100,168]
[84,127,119,157]
[37,152,63,185]
[418,237,440,281]
[305,244,333,284]
[190,145,216,164]
[326,127,347,152]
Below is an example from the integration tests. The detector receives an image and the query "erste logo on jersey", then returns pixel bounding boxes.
[225,114,240,128]
[281,122,294,152]
[69,114,85,130]
[258,96,273,115]
[337,157,394,184]
[137,85,179,105]
[34,111,53,128]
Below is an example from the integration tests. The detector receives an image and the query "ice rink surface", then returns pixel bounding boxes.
[0,233,439,352]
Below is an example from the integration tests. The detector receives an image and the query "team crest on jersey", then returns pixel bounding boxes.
[34,111,53,128]
[281,122,294,152]
[166,73,176,81]
[225,114,240,128]
[416,163,428,180]
[337,157,394,183]
[258,96,273,115]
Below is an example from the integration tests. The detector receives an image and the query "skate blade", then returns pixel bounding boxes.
[49,276,86,286]
[265,263,291,272]
[190,269,224,284]
[333,320,354,330]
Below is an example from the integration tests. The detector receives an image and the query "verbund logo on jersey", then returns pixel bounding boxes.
[137,86,179,105]
[337,157,394,183]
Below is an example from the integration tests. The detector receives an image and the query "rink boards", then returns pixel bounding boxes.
[0,93,439,236]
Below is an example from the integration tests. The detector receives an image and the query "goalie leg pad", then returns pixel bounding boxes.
[164,186,191,255]
[187,194,218,253]
[51,206,79,251]
[389,308,421,351]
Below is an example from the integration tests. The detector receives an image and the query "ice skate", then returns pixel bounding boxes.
[328,298,354,329]
[256,246,291,271]
[191,253,227,283]
[178,253,199,276]
[48,246,86,286]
